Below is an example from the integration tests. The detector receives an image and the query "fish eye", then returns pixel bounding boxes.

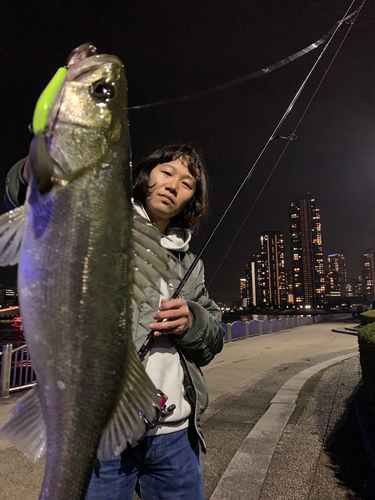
[91,81,115,101]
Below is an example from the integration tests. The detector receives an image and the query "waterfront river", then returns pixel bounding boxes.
[0,322,25,349]
[221,312,286,324]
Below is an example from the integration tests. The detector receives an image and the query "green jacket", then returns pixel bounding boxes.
[133,252,225,451]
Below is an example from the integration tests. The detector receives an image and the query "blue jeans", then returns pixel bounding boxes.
[85,428,205,500]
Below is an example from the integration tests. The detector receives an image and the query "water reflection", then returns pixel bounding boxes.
[222,312,302,324]
[0,322,25,349]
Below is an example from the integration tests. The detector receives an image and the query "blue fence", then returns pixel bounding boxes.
[222,313,352,342]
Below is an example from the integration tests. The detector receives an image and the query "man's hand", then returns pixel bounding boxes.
[150,298,193,336]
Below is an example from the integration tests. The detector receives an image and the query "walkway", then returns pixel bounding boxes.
[0,320,362,499]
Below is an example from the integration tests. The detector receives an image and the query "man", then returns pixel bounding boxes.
[5,144,225,500]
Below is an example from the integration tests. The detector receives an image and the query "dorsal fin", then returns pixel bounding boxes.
[97,346,159,459]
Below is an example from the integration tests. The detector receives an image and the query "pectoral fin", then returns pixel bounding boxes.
[0,205,26,266]
[0,386,46,462]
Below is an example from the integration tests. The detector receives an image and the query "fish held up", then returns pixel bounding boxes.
[0,43,180,499]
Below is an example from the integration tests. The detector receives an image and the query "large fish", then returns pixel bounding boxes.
[0,44,179,499]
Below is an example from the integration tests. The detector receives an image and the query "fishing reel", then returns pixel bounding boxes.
[142,389,176,429]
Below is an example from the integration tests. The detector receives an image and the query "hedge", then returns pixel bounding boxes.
[360,310,375,325]
[358,322,375,415]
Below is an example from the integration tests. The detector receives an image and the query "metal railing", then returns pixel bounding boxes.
[0,312,353,398]
[222,313,353,342]
[0,343,36,398]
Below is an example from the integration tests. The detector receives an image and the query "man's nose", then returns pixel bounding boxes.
[166,180,177,195]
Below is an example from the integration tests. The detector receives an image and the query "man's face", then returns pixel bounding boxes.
[144,157,197,226]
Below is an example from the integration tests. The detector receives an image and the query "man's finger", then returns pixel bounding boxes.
[159,298,185,311]
[153,309,188,321]
[150,318,183,331]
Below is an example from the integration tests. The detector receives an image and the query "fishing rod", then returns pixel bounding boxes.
[137,0,363,361]
[208,0,366,288]
[128,7,360,111]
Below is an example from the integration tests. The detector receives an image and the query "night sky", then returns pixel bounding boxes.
[1,0,374,305]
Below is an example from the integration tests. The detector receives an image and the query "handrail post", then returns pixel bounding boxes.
[1,344,12,398]
[227,323,232,342]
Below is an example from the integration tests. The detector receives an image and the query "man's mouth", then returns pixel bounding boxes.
[159,194,174,204]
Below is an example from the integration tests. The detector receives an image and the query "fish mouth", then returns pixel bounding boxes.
[67,52,124,83]
[66,42,123,81]
[65,43,123,81]
[66,43,98,67]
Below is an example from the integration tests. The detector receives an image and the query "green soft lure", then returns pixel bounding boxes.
[32,67,67,134]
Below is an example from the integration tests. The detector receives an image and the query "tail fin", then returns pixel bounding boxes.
[0,386,46,462]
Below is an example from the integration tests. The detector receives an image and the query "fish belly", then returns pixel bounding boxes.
[19,166,133,499]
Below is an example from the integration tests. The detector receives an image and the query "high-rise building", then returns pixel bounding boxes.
[285,270,295,305]
[260,231,287,307]
[346,277,360,298]
[239,278,248,308]
[326,253,347,298]
[360,250,374,298]
[245,255,263,307]
[355,276,363,297]
[289,195,325,307]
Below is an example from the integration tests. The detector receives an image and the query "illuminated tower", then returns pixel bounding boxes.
[260,231,287,307]
[327,253,347,298]
[289,195,325,307]
[239,278,248,307]
[360,250,374,298]
[245,255,263,307]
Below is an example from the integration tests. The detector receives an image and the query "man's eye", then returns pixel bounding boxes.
[162,171,171,176]
[183,182,192,189]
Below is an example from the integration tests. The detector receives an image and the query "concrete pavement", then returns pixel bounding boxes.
[209,353,359,499]
[200,320,360,498]
[258,355,370,499]
[0,320,363,499]
[202,320,358,404]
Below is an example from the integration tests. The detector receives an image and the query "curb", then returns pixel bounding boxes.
[210,351,359,500]
[331,328,358,335]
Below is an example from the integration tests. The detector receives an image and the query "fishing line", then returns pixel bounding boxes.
[137,0,362,359]
[128,7,360,111]
[208,0,366,289]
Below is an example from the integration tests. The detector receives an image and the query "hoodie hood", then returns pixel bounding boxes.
[133,200,192,252]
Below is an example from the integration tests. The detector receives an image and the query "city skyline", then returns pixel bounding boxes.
[241,193,375,308]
